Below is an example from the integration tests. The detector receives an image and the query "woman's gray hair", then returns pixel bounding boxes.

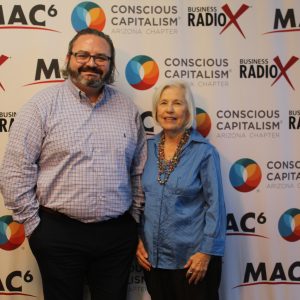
[152,80,196,129]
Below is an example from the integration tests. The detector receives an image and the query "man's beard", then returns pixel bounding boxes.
[68,64,106,89]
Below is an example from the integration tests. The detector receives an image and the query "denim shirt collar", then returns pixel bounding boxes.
[150,128,209,148]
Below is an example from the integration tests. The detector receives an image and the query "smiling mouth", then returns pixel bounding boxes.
[82,71,100,77]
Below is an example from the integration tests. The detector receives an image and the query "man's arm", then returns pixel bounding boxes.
[0,101,44,236]
[130,112,147,223]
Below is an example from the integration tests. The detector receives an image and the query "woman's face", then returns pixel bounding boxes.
[156,86,190,136]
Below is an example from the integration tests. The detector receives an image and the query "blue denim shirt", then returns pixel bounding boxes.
[141,129,226,269]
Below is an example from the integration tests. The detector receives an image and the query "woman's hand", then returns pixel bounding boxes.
[184,252,211,285]
[136,238,151,271]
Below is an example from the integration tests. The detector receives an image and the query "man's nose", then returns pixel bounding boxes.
[86,56,97,66]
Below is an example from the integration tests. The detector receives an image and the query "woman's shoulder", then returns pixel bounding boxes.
[190,129,219,154]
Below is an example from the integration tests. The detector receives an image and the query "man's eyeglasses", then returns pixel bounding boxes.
[70,52,111,65]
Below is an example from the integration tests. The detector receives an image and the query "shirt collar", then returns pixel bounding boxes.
[65,78,107,104]
[151,128,209,146]
[65,78,82,101]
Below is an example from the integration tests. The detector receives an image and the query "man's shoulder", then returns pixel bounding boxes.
[30,81,66,103]
[17,81,68,118]
[105,85,138,110]
[105,85,131,101]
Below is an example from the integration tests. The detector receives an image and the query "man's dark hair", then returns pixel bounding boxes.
[62,28,116,84]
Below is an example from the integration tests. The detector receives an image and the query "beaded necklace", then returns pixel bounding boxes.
[157,129,190,185]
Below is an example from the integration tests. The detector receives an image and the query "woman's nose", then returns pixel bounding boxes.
[166,104,174,112]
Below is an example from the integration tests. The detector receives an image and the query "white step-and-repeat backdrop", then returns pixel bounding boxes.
[1,1,300,299]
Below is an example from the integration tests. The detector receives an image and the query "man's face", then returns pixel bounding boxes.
[67,34,111,89]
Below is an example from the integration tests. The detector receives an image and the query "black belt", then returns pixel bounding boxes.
[39,206,132,223]
[39,206,66,217]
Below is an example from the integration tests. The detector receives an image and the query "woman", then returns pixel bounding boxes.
[136,80,226,300]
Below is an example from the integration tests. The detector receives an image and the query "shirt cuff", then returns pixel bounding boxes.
[23,213,40,237]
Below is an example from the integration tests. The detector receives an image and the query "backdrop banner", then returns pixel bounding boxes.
[1,1,300,299]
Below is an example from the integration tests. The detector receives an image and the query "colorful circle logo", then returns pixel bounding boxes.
[229,158,262,192]
[195,107,211,137]
[71,2,106,32]
[0,215,25,250]
[278,208,300,242]
[125,55,159,90]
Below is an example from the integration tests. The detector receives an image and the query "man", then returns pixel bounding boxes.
[0,28,146,300]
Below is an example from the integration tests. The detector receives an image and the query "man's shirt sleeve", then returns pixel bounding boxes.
[130,112,147,223]
[0,101,43,236]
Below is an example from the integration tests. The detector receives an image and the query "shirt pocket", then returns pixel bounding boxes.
[173,175,203,197]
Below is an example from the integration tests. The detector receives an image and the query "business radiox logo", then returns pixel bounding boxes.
[0,215,25,251]
[0,112,16,133]
[125,55,159,90]
[239,56,299,90]
[187,3,251,38]
[289,110,300,130]
[0,54,9,91]
[71,1,106,32]
[229,158,262,192]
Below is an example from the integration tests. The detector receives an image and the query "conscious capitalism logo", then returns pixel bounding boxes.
[164,57,230,88]
[278,208,300,242]
[125,55,159,90]
[128,260,147,292]
[0,215,25,250]
[229,158,262,192]
[215,109,282,139]
[196,107,211,137]
[71,1,106,32]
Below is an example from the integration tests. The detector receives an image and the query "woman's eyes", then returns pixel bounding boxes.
[159,101,183,105]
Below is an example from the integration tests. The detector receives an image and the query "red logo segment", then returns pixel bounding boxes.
[0,54,9,91]
[220,4,250,38]
[272,56,299,90]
